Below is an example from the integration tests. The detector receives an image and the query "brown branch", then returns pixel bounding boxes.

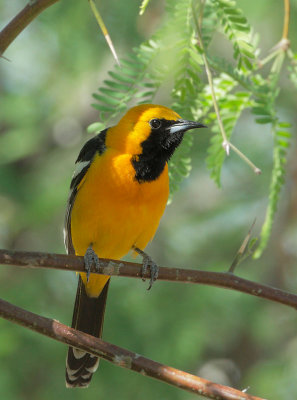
[0,0,59,56]
[0,297,266,400]
[1,249,297,310]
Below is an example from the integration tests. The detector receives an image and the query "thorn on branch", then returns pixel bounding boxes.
[88,0,121,67]
[270,38,290,53]
[222,140,230,156]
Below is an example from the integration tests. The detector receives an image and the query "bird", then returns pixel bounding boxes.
[64,103,206,388]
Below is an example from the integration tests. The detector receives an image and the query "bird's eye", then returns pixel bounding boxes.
[149,119,162,129]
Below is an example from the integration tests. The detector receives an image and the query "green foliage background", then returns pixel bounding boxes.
[0,1,297,399]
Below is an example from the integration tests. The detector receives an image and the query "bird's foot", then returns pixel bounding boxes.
[84,246,100,282]
[133,247,159,290]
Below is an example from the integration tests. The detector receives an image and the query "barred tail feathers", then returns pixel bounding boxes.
[66,276,110,388]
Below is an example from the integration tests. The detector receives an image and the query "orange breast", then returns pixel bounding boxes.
[70,150,169,296]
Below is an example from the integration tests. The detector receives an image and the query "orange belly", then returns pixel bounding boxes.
[70,150,169,296]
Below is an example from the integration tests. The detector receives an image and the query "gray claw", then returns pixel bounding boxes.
[146,260,159,291]
[133,246,159,290]
[142,256,148,282]
[84,246,100,282]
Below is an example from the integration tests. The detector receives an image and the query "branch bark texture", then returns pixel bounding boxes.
[1,249,297,310]
[0,297,266,400]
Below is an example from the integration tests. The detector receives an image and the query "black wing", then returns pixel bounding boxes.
[63,129,108,254]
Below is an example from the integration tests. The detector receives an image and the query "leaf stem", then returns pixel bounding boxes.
[88,0,120,66]
[228,219,256,273]
[203,50,230,153]
[258,49,280,69]
[257,0,290,69]
[192,3,229,151]
[228,142,261,175]
[282,0,290,40]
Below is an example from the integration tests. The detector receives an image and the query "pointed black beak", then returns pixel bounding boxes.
[168,119,207,134]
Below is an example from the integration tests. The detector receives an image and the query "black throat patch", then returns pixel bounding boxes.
[132,153,167,183]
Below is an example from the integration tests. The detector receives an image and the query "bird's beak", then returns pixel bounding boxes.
[168,119,207,134]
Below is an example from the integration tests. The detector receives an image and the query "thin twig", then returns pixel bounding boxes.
[0,0,120,65]
[1,249,297,310]
[228,143,261,175]
[228,219,256,273]
[88,0,120,66]
[191,2,262,175]
[0,0,59,56]
[282,0,290,40]
[0,297,266,400]
[258,0,290,68]
[198,0,206,26]
[194,22,229,153]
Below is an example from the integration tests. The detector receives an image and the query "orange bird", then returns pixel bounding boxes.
[64,104,206,387]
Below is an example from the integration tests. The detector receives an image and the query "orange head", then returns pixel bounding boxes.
[106,104,206,156]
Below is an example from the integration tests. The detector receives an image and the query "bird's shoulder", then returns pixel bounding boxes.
[75,128,108,164]
[70,128,108,190]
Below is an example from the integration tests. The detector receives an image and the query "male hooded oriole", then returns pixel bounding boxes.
[64,104,206,388]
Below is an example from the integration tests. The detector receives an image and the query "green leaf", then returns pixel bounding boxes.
[91,104,115,112]
[92,93,120,106]
[108,71,135,84]
[120,57,144,70]
[139,0,151,15]
[252,106,270,116]
[103,80,129,91]
[229,16,247,24]
[277,130,291,138]
[278,122,291,128]
[212,0,255,71]
[255,117,273,124]
[206,79,250,186]
[87,122,105,134]
[99,87,127,99]
[254,122,291,258]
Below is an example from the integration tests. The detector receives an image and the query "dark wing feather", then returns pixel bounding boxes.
[63,129,108,255]
[75,129,107,164]
[64,189,77,255]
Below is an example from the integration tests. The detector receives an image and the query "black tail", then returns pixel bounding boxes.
[65,276,110,388]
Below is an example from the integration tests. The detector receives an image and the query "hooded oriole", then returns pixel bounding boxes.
[64,104,205,388]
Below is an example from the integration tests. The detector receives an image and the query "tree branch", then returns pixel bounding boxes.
[0,0,59,56]
[1,249,297,310]
[0,297,266,400]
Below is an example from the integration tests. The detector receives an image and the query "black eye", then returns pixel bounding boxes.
[149,119,162,129]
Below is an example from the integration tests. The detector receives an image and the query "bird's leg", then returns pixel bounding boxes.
[84,245,100,282]
[133,246,159,290]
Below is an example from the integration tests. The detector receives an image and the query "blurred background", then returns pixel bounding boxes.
[0,1,297,399]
